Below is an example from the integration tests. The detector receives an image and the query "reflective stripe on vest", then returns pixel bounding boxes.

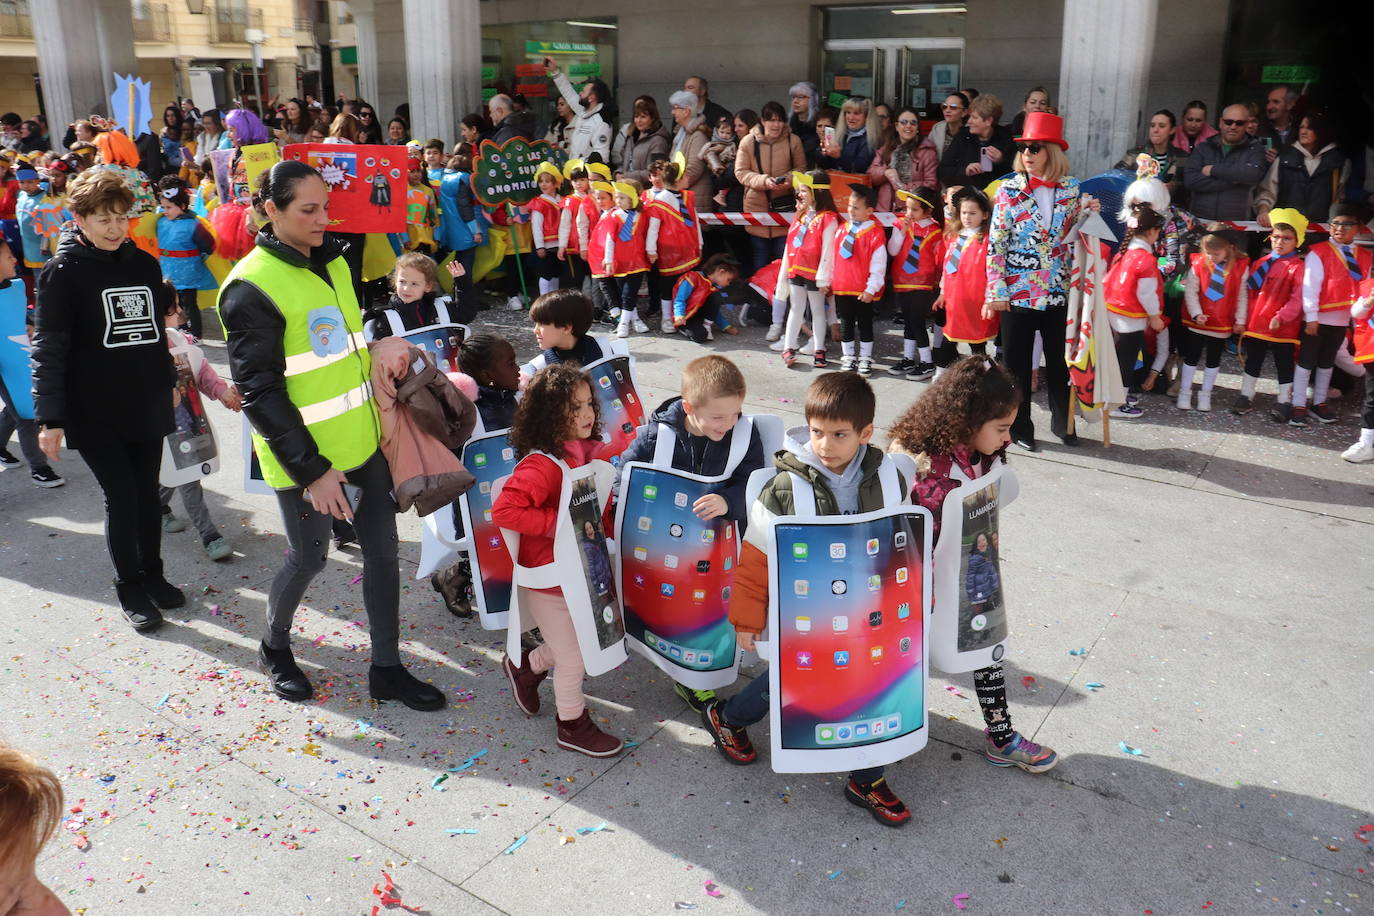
[224,246,378,488]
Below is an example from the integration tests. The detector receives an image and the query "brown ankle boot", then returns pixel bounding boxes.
[556,710,623,757]
[502,649,548,715]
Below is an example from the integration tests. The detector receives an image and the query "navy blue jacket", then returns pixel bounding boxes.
[617,396,765,525]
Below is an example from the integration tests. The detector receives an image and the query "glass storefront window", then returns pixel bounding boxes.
[479,19,618,139]
[823,4,965,41]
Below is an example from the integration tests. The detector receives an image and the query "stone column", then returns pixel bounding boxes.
[32,0,137,147]
[1057,0,1159,177]
[347,0,380,106]
[402,0,480,144]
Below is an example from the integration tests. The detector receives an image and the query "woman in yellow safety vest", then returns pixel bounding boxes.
[219,160,445,711]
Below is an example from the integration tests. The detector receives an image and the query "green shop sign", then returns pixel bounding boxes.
[525,40,596,56]
[481,65,496,81]
[568,62,601,77]
[1261,65,1319,84]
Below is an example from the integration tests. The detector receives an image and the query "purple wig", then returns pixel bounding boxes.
[224,108,269,145]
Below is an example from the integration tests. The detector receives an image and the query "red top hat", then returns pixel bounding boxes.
[1015,112,1068,151]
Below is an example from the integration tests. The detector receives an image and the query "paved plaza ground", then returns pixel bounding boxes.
[2,306,1371,915]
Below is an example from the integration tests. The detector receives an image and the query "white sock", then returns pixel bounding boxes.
[1360,428,1374,447]
[1178,362,1197,392]
[661,299,673,322]
[772,297,787,325]
[808,290,827,352]
[617,313,632,332]
[1276,382,1292,404]
[919,346,932,363]
[1152,328,1170,371]
[1240,374,1258,399]
[933,326,946,347]
[903,339,917,360]
[1292,366,1312,408]
[841,340,856,358]
[783,287,807,349]
[1313,367,1334,405]
[1031,331,1044,370]
[860,340,874,359]
[827,299,838,325]
[1201,366,1219,394]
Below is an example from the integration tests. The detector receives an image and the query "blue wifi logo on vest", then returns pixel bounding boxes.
[308,307,349,358]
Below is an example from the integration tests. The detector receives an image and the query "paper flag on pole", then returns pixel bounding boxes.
[110,74,153,135]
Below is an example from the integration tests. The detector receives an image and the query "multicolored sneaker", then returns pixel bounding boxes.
[674,682,716,713]
[984,730,1058,772]
[701,699,757,765]
[844,776,912,827]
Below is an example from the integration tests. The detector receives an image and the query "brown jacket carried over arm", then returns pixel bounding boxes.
[371,338,477,516]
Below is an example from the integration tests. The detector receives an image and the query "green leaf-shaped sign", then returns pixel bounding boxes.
[471,137,568,208]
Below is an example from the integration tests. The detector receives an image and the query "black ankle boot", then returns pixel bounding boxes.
[142,573,186,609]
[257,641,314,701]
[369,664,446,711]
[115,581,163,632]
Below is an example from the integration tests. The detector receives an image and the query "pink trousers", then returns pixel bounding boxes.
[520,587,586,720]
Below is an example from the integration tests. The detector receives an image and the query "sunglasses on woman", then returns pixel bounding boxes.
[941,103,964,110]
[1017,143,1044,155]
[897,118,920,126]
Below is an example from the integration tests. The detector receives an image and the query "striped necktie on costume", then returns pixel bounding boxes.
[1247,252,1292,291]
[1339,243,1363,281]
[839,222,858,259]
[618,210,637,242]
[678,198,693,228]
[792,214,810,248]
[903,232,922,274]
[1204,262,1228,301]
[946,235,969,274]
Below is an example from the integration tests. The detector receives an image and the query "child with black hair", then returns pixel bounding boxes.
[889,355,1058,776]
[596,180,651,339]
[520,288,618,378]
[154,175,217,339]
[828,183,886,375]
[160,280,240,560]
[669,253,740,343]
[363,251,464,341]
[887,186,942,380]
[557,159,603,293]
[458,333,521,433]
[1293,203,1371,425]
[1104,202,1166,418]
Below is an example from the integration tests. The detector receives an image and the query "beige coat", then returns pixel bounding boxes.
[734,125,807,238]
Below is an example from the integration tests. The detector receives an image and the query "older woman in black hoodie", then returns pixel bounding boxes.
[32,169,181,632]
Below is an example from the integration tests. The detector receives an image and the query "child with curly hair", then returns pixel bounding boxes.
[491,363,625,758]
[888,355,1059,773]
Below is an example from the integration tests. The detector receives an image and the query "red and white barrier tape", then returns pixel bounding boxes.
[696,211,1364,234]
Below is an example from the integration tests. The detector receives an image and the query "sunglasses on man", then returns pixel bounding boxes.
[1220,118,1247,127]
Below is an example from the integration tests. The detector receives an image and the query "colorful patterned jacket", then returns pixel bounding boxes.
[986,172,1083,310]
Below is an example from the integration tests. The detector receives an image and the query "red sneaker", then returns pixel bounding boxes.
[700,699,757,765]
[812,349,828,369]
[844,776,912,827]
[503,649,548,716]
[781,348,797,368]
[556,710,624,757]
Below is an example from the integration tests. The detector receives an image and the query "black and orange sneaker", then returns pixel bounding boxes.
[701,699,757,765]
[844,776,912,828]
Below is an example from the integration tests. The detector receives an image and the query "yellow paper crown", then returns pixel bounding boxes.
[895,188,935,210]
[586,161,612,181]
[1266,207,1309,247]
[534,161,563,184]
[613,181,640,207]
[562,158,586,180]
[590,180,615,196]
[791,171,830,190]
[671,150,687,178]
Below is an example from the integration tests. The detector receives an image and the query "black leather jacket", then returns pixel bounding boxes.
[219,228,364,488]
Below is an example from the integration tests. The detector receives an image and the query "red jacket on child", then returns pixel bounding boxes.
[941,231,997,343]
[890,216,941,291]
[1184,253,1249,334]
[1243,252,1304,344]
[491,438,610,570]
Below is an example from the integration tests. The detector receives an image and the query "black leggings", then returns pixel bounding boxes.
[897,289,935,347]
[1362,372,1374,429]
[597,275,640,316]
[528,250,562,280]
[1180,329,1226,368]
[77,437,165,584]
[834,294,874,343]
[1115,329,1144,390]
[1242,338,1295,385]
[934,339,986,368]
[1297,323,1347,371]
[177,288,203,338]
